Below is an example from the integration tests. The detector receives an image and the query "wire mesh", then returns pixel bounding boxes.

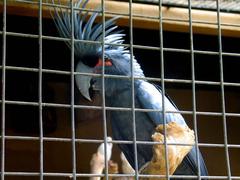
[1,0,240,179]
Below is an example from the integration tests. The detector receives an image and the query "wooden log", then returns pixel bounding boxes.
[0,0,240,37]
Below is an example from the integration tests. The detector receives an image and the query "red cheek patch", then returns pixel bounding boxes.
[96,58,112,67]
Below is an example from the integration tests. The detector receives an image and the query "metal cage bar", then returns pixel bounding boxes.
[70,0,77,179]
[38,0,44,179]
[1,31,240,57]
[1,0,7,180]
[188,0,202,179]
[189,5,200,180]
[3,99,240,117]
[159,0,170,179]
[1,0,240,179]
[129,0,140,178]
[216,0,232,179]
[100,0,110,179]
[2,135,240,148]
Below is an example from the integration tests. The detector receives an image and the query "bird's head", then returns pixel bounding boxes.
[75,49,136,101]
[51,0,144,101]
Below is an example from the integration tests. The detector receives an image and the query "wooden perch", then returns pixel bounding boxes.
[1,0,240,37]
[139,122,195,180]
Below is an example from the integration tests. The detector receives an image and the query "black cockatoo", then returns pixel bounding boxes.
[50,0,208,178]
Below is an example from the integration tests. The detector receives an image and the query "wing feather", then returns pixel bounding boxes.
[137,80,186,126]
[136,80,208,177]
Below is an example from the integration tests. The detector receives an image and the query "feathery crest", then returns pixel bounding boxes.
[50,0,125,58]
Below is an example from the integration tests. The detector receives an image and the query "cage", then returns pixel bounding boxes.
[0,0,240,179]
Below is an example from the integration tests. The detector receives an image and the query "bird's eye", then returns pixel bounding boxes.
[81,55,99,68]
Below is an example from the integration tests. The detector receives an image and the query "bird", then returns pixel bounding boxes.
[50,0,208,178]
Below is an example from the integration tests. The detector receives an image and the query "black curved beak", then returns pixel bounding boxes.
[75,61,93,101]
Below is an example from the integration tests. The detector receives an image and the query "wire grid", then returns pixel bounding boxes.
[1,0,240,179]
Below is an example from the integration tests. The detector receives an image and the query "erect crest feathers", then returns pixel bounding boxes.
[50,0,125,58]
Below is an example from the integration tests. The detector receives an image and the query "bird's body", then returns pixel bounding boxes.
[50,0,208,178]
[103,65,206,176]
[106,79,155,168]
